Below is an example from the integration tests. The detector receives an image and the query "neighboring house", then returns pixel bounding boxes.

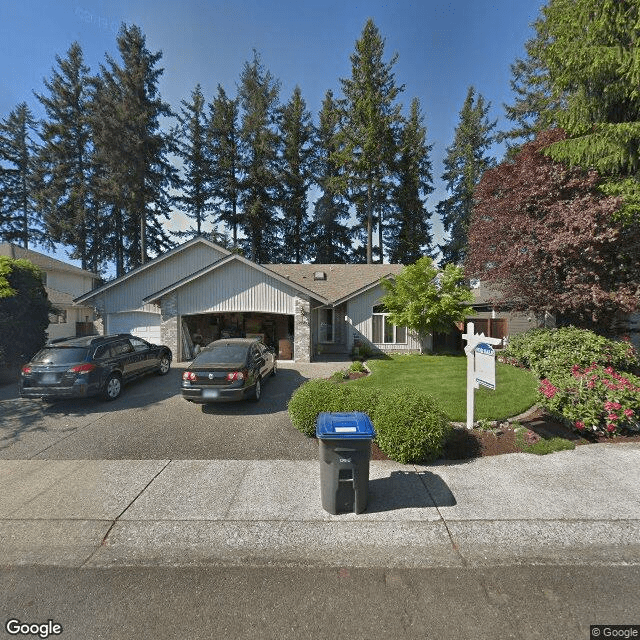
[73,237,426,362]
[0,243,100,341]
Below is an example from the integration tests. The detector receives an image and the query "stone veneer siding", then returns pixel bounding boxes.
[294,296,311,362]
[160,293,180,361]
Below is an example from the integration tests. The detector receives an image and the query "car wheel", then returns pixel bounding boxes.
[251,377,262,402]
[271,360,277,376]
[103,374,122,401]
[158,355,171,375]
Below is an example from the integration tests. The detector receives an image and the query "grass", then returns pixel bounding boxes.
[350,354,539,422]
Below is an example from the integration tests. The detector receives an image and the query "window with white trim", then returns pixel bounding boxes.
[372,304,407,344]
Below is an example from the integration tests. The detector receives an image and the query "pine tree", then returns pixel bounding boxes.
[173,84,216,240]
[437,86,496,265]
[387,97,434,264]
[335,18,404,263]
[35,42,101,272]
[309,90,353,263]
[209,85,241,248]
[90,24,177,274]
[237,51,281,263]
[0,103,44,249]
[278,86,314,263]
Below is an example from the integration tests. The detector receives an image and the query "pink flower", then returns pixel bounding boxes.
[607,413,619,421]
[604,401,622,411]
[575,421,585,431]
[571,365,582,377]
[607,424,617,433]
[624,409,635,418]
[605,366,615,375]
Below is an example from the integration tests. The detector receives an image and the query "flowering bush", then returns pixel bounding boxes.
[538,364,640,436]
[501,327,638,379]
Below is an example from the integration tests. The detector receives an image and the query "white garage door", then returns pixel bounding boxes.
[107,312,162,344]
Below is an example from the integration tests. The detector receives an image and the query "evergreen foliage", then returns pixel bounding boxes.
[387,97,434,263]
[437,86,496,265]
[35,42,101,272]
[237,51,282,263]
[0,103,44,249]
[278,86,314,263]
[335,18,404,263]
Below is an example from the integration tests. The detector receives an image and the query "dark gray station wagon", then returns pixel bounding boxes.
[19,334,172,401]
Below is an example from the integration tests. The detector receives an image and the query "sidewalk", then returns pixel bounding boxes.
[2,443,640,568]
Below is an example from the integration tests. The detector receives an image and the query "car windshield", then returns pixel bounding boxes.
[32,347,89,364]
[193,345,248,366]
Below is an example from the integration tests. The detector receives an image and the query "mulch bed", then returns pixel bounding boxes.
[370,406,640,462]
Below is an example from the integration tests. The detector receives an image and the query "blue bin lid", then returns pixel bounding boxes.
[316,412,375,439]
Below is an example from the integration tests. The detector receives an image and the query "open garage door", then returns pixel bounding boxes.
[107,311,162,344]
[183,312,294,359]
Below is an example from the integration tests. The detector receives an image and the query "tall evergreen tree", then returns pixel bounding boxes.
[237,51,281,262]
[437,86,496,265]
[335,18,404,263]
[0,103,44,249]
[278,86,314,263]
[309,90,353,263]
[35,42,101,272]
[90,24,177,275]
[173,84,215,240]
[209,85,241,248]
[387,97,434,263]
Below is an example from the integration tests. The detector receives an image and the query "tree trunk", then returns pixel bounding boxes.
[366,182,373,264]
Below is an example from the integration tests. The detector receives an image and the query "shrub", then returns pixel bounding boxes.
[287,380,379,437]
[501,327,638,378]
[539,364,640,436]
[372,388,451,464]
[349,360,366,373]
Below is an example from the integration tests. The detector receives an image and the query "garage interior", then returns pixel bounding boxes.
[182,312,295,360]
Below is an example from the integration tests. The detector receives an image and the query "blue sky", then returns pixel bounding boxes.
[1,0,545,270]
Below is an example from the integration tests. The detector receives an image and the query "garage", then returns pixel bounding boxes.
[106,311,162,344]
[182,312,295,360]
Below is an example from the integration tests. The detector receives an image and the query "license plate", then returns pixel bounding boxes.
[41,373,57,385]
[202,389,219,399]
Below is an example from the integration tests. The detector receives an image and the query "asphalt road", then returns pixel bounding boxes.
[0,362,345,460]
[2,565,638,640]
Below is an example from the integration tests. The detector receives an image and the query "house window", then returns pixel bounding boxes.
[318,307,334,343]
[372,304,407,344]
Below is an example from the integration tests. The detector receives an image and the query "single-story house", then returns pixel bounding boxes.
[73,237,427,362]
[0,242,100,341]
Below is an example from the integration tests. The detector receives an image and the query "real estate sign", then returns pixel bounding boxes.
[474,342,496,390]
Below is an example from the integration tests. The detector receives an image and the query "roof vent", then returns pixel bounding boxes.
[314,271,327,281]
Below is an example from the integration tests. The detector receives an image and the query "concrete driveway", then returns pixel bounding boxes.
[0,361,349,460]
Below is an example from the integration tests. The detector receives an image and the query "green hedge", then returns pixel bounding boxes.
[501,327,638,378]
[288,381,450,463]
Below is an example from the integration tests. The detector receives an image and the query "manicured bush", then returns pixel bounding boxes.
[372,388,451,464]
[539,364,640,436]
[287,380,379,437]
[501,327,638,378]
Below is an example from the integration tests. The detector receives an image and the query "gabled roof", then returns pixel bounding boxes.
[74,236,230,304]
[142,253,331,305]
[0,242,98,278]
[263,263,405,304]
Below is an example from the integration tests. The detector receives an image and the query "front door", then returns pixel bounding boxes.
[317,308,334,344]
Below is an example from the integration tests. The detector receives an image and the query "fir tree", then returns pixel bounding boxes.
[173,84,216,240]
[209,85,241,248]
[237,51,281,263]
[437,86,496,265]
[35,42,101,272]
[278,86,314,263]
[0,103,44,249]
[335,18,404,263]
[309,90,353,263]
[387,97,434,264]
[90,24,177,274]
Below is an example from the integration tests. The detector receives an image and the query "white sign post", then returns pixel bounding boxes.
[462,322,503,429]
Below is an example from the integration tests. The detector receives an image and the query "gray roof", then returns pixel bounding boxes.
[0,243,98,278]
[263,263,404,304]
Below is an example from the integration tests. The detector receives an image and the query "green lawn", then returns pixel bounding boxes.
[350,354,539,422]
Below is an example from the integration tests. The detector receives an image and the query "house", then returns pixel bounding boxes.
[0,243,100,341]
[73,237,426,362]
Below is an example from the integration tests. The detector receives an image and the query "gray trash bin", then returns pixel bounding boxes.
[316,412,376,514]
